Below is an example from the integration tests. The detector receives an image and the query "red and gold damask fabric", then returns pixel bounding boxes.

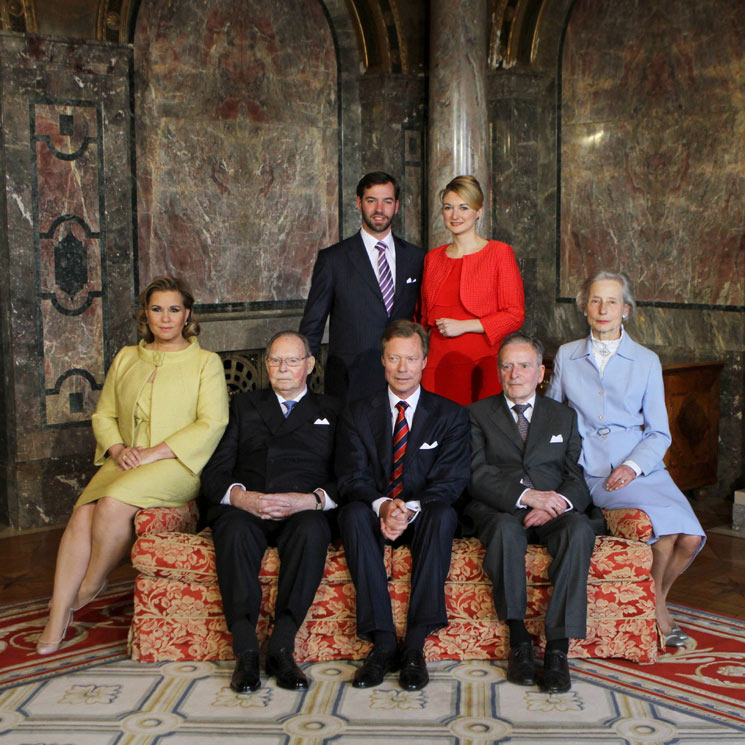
[133,501,199,536]
[129,509,658,664]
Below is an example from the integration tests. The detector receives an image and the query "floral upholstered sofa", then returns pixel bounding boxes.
[128,504,659,664]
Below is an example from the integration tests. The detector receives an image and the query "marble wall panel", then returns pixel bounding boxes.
[358,73,426,248]
[560,0,745,307]
[33,103,106,428]
[0,35,134,528]
[134,0,340,308]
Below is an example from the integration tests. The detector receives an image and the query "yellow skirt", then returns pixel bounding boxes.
[75,456,199,509]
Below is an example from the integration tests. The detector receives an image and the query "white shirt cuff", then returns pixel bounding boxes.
[623,460,642,477]
[372,496,389,516]
[558,494,573,511]
[315,488,337,511]
[221,482,245,505]
[404,500,421,522]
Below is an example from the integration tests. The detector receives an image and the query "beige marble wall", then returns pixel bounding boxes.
[560,0,745,307]
[134,0,340,308]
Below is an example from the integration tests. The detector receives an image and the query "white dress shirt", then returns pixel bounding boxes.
[360,227,396,287]
[371,385,422,523]
[221,387,336,510]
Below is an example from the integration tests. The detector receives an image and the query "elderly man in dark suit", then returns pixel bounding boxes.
[466,332,598,694]
[201,331,340,694]
[299,172,425,402]
[336,320,470,691]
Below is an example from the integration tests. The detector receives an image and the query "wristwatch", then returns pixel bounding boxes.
[313,489,324,510]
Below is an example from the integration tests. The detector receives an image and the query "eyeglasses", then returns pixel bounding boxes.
[266,356,308,368]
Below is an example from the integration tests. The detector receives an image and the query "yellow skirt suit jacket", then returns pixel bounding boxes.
[76,338,229,509]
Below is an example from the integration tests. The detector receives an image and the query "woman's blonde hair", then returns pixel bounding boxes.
[136,276,200,342]
[439,175,484,210]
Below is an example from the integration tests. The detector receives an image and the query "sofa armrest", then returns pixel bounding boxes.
[603,508,653,543]
[134,501,199,537]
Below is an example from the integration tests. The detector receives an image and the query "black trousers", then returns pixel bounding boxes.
[468,501,595,641]
[338,499,457,641]
[211,508,330,636]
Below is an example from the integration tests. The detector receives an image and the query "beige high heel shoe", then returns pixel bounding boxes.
[72,580,108,612]
[36,610,72,656]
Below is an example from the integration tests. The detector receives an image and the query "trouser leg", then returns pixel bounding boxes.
[537,511,595,641]
[211,509,268,653]
[338,501,394,639]
[474,510,528,621]
[270,510,331,651]
[405,500,457,632]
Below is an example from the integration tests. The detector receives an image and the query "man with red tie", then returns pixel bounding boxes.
[299,173,425,403]
[335,320,471,690]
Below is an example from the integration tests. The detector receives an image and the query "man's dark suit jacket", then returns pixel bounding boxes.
[201,388,341,526]
[336,388,471,507]
[467,393,595,522]
[299,231,425,402]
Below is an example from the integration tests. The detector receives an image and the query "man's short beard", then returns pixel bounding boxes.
[362,212,393,235]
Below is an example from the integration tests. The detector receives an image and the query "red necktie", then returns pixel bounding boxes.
[387,401,409,499]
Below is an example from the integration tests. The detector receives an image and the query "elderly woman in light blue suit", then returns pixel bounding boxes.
[546,270,704,647]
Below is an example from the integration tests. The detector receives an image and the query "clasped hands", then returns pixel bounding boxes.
[231,486,316,520]
[110,443,163,471]
[521,489,570,527]
[379,498,416,541]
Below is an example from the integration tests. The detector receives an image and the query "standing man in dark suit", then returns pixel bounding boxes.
[299,172,425,402]
[336,320,470,691]
[466,332,597,694]
[201,331,340,694]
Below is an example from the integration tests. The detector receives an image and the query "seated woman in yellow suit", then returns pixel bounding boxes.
[36,276,229,654]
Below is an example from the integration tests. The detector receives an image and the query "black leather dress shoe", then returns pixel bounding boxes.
[230,651,261,693]
[266,647,309,690]
[353,646,398,689]
[541,649,571,693]
[399,649,429,691]
[507,642,536,686]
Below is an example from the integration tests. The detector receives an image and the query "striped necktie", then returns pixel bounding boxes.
[513,403,531,442]
[376,241,394,316]
[513,403,533,487]
[387,401,409,499]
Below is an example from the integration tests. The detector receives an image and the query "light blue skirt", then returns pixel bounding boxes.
[586,468,706,557]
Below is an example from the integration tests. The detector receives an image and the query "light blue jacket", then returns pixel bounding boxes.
[545,333,671,478]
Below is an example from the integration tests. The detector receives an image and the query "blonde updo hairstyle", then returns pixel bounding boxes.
[136,275,200,342]
[439,175,484,211]
[576,270,637,321]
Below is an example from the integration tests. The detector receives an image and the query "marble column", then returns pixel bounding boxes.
[428,0,490,249]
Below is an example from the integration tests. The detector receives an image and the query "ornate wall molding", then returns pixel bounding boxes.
[31,99,108,427]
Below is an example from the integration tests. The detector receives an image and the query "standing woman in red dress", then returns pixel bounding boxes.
[420,176,525,405]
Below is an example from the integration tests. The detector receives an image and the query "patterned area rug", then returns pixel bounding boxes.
[2,588,745,743]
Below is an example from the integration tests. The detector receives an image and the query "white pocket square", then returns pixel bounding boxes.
[550,434,563,443]
[419,441,438,450]
[406,277,417,284]
[314,418,330,425]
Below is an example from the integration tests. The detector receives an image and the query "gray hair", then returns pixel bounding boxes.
[265,331,312,358]
[576,270,636,320]
[498,332,544,365]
